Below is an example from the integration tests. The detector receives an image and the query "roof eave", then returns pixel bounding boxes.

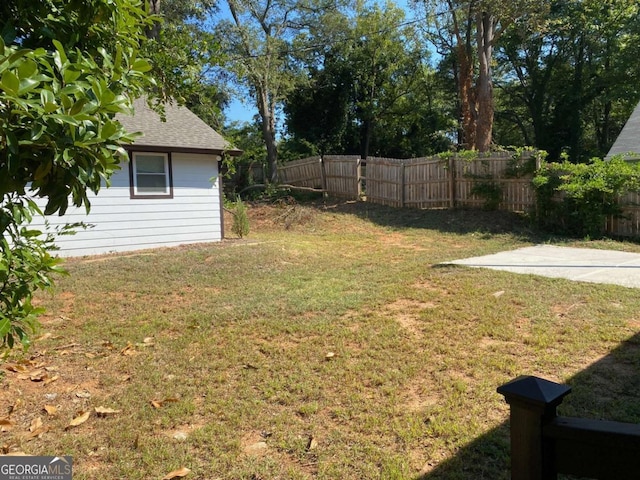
[124,144,243,157]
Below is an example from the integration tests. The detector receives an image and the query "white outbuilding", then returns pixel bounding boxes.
[32,97,241,257]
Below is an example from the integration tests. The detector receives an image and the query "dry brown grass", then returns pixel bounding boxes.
[2,201,640,479]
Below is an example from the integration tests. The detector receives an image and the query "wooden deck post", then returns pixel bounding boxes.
[497,376,572,480]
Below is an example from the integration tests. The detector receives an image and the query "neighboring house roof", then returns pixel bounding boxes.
[116,96,242,156]
[607,101,640,159]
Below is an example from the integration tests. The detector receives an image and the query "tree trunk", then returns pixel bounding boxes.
[256,84,278,182]
[457,42,476,149]
[475,11,494,152]
[146,0,161,40]
[568,34,585,162]
[446,0,476,149]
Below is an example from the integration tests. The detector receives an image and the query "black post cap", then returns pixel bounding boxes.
[497,375,572,408]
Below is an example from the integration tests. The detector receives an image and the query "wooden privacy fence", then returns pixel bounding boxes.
[606,191,640,237]
[279,152,538,212]
[278,155,362,199]
[277,153,640,237]
[498,376,640,480]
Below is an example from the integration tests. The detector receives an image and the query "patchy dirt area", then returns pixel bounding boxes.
[2,199,636,480]
[0,336,115,454]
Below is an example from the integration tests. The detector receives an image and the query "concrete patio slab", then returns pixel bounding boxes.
[447,245,640,289]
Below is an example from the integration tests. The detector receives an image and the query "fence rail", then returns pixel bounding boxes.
[277,153,640,238]
[278,153,538,211]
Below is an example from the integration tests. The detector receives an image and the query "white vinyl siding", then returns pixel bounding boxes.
[29,153,222,257]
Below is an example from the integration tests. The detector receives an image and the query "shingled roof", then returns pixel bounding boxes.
[117,97,242,156]
[607,101,640,159]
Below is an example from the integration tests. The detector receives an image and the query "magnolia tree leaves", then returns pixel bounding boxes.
[0,0,154,350]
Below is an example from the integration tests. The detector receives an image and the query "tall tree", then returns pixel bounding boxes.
[285,3,452,158]
[421,0,549,151]
[494,0,640,160]
[216,0,336,181]
[143,0,229,129]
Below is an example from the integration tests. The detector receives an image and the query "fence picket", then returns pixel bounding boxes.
[278,153,640,238]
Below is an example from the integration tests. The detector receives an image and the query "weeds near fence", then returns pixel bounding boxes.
[533,156,640,238]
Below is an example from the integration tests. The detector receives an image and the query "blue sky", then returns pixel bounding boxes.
[222,0,416,125]
[226,97,255,125]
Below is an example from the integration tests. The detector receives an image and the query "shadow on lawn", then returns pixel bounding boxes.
[319,201,546,241]
[415,330,640,479]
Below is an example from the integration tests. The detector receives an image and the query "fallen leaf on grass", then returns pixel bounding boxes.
[121,343,137,356]
[30,369,48,382]
[28,427,48,439]
[43,375,59,386]
[66,411,90,429]
[53,343,80,351]
[16,369,48,382]
[325,352,335,360]
[27,417,48,439]
[4,364,29,373]
[136,337,155,348]
[75,391,91,399]
[95,406,121,416]
[150,398,179,409]
[493,290,505,298]
[172,431,188,441]
[162,467,191,479]
[43,405,57,416]
[307,436,318,451]
[0,418,14,432]
[29,417,43,433]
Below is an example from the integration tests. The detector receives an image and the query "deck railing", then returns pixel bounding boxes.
[498,376,640,480]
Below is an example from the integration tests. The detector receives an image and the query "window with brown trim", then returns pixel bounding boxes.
[130,152,173,198]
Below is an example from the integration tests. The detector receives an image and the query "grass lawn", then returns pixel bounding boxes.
[2,200,640,479]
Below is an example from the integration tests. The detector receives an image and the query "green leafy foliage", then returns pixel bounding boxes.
[0,0,154,349]
[142,0,228,129]
[230,197,250,238]
[494,0,640,160]
[532,156,640,237]
[504,148,547,178]
[285,2,452,158]
[0,196,65,349]
[470,182,503,210]
[222,121,267,195]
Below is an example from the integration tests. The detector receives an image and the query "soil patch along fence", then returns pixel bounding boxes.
[277,152,640,238]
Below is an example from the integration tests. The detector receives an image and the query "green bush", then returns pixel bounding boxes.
[0,197,67,349]
[532,156,640,238]
[230,197,250,238]
[470,181,503,210]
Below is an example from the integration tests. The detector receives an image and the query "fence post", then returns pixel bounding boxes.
[320,156,327,199]
[357,157,362,199]
[401,162,406,208]
[497,376,572,480]
[448,155,456,208]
